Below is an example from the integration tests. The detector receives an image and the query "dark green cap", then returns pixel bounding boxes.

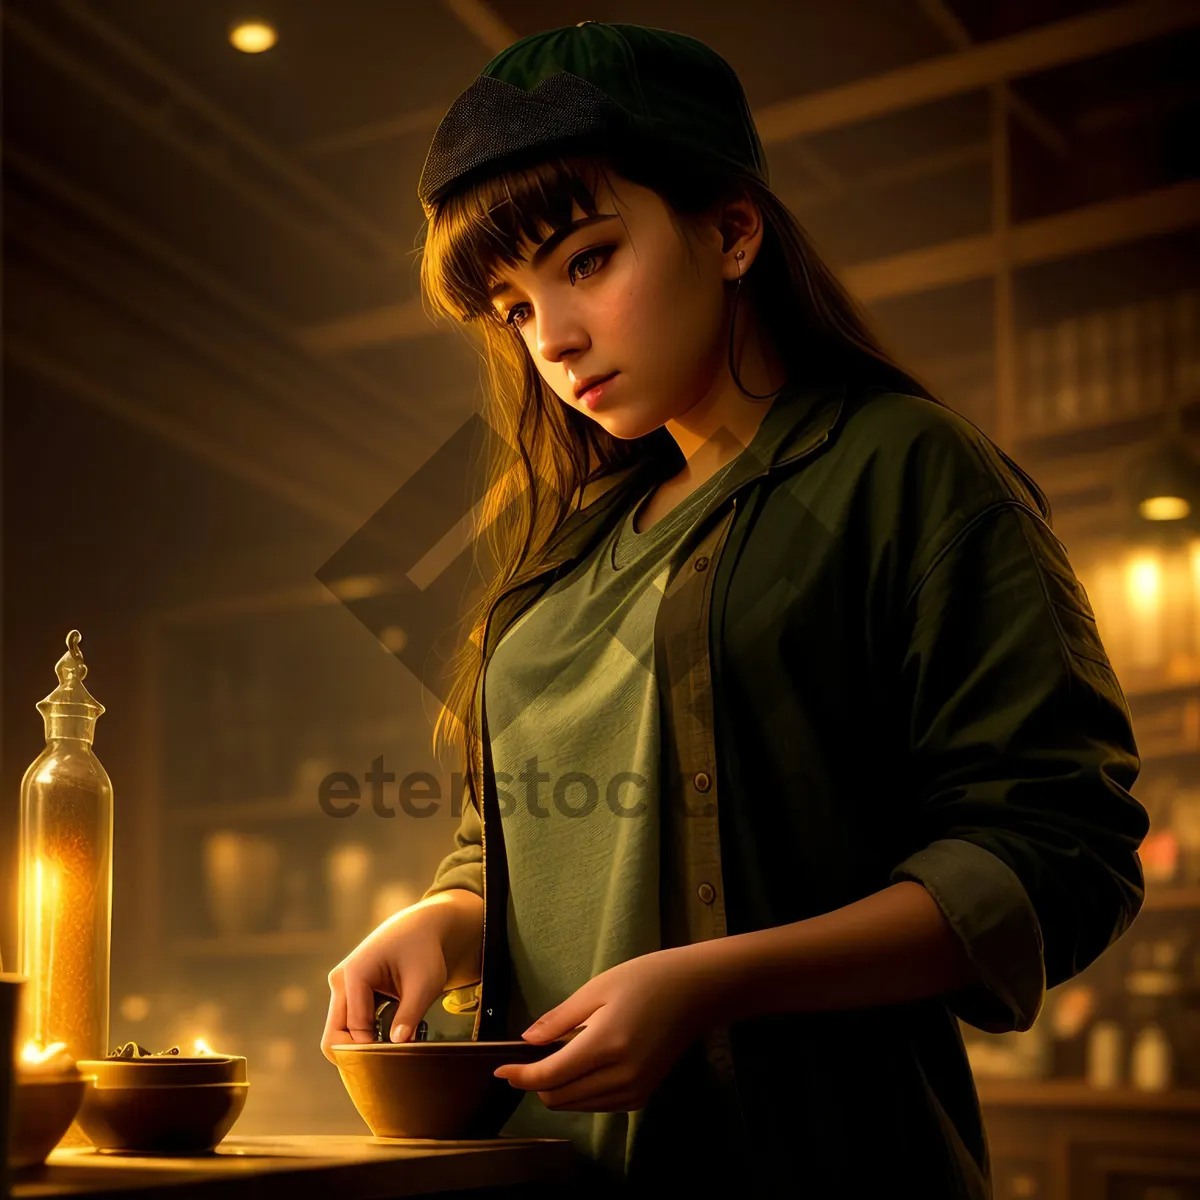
[418,21,768,213]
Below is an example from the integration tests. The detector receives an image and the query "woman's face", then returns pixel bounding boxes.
[487,172,735,441]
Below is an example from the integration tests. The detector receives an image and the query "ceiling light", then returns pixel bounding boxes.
[1123,439,1200,538]
[230,21,277,54]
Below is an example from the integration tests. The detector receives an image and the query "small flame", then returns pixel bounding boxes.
[19,1039,72,1074]
[193,1037,216,1056]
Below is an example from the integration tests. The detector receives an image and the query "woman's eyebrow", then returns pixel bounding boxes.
[488,213,618,299]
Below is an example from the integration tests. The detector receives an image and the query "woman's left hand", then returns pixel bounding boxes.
[494,946,714,1112]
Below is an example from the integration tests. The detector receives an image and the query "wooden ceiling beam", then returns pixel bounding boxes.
[756,0,1200,143]
[844,178,1200,302]
[914,0,1069,156]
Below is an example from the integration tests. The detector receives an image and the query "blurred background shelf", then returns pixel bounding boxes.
[170,798,327,827]
[1144,887,1200,912]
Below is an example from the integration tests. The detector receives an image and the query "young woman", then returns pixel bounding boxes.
[322,23,1148,1198]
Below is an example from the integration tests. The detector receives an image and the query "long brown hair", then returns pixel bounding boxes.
[416,136,1051,802]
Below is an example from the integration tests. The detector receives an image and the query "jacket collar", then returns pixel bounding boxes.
[527,375,848,575]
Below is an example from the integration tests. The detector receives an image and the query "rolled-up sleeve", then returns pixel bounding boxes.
[890,497,1148,1034]
[420,792,484,902]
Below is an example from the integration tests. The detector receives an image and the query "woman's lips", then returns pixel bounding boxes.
[580,373,618,410]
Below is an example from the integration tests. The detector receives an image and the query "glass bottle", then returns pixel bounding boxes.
[16,630,114,1063]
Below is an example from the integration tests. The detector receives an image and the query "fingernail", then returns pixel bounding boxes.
[392,1024,411,1043]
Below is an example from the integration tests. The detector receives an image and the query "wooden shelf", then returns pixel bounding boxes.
[1013,394,1200,453]
[1140,737,1200,766]
[170,931,342,958]
[1142,886,1200,912]
[1124,669,1200,703]
[170,798,325,826]
[977,1079,1200,1112]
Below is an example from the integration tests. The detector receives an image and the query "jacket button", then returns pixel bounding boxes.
[693,771,711,792]
[697,882,716,904]
[694,556,709,571]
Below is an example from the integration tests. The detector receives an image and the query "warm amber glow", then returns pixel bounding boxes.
[29,857,62,1048]
[119,994,150,1022]
[21,1039,68,1065]
[193,1037,218,1056]
[1128,554,1164,607]
[329,575,383,600]
[1139,494,1191,521]
[229,21,277,53]
[19,1039,72,1075]
[1075,537,1200,681]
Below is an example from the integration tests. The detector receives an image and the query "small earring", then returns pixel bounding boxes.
[735,249,745,277]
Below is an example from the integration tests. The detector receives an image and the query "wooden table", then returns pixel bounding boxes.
[10,1135,580,1199]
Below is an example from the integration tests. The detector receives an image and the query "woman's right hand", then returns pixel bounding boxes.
[320,901,452,1063]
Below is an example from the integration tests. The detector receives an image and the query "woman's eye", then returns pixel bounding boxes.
[503,246,613,330]
[568,245,612,285]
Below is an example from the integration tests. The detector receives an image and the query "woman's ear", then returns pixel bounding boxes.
[719,190,765,279]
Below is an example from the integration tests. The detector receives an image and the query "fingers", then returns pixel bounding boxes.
[320,970,349,1064]
[390,988,432,1043]
[499,1028,606,1092]
[344,972,379,1044]
[535,1063,636,1111]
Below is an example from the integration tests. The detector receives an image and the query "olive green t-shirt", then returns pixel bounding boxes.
[484,457,738,1182]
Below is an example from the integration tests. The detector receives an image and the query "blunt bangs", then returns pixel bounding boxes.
[420,154,611,326]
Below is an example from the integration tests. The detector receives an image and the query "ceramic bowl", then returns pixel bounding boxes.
[331,1039,569,1139]
[10,1071,89,1170]
[72,1080,249,1154]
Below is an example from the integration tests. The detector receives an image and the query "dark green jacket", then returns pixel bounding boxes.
[423,378,1148,1197]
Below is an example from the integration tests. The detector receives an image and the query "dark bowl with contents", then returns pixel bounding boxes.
[74,1043,249,1154]
[331,993,570,1139]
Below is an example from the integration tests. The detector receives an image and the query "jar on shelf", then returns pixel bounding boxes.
[1143,296,1170,415]
[1125,937,1184,1092]
[1114,303,1144,416]
[1052,317,1082,426]
[1022,327,1053,432]
[1082,308,1113,422]
[1170,786,1200,887]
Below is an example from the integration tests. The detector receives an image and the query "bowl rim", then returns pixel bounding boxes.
[76,1056,245,1066]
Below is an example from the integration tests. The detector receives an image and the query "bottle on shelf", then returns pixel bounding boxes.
[1171,785,1200,887]
[1125,936,1183,1092]
[1086,1016,1125,1089]
[17,630,114,1065]
[1085,943,1137,1090]
[1114,302,1144,417]
[1023,326,1052,433]
[1053,317,1082,426]
[1177,926,1200,1088]
[1048,982,1096,1079]
[1143,296,1170,415]
[1083,308,1113,423]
